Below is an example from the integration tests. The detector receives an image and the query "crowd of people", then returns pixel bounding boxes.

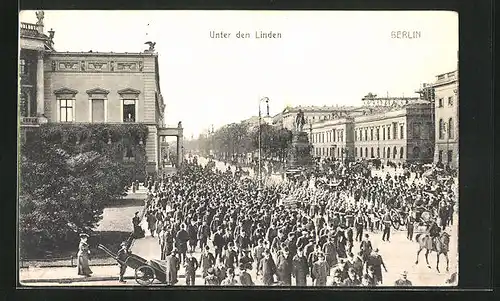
[130,156,456,286]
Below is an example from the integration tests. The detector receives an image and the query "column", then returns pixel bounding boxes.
[36,51,45,116]
[177,135,183,167]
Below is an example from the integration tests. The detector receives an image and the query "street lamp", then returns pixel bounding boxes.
[258,97,269,189]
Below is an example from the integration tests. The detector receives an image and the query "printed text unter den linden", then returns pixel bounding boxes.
[209,30,282,39]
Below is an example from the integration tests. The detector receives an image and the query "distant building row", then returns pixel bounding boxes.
[269,70,458,167]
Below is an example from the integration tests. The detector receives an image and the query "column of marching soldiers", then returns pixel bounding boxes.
[133,157,454,286]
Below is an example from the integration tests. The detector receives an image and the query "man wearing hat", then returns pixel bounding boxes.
[199,245,216,278]
[184,251,199,285]
[258,249,277,286]
[292,247,308,286]
[394,270,412,286]
[117,241,130,283]
[204,267,220,285]
[238,264,254,286]
[77,233,92,277]
[312,252,329,286]
[276,246,293,285]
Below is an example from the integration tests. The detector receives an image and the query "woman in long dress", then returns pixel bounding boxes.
[77,233,93,277]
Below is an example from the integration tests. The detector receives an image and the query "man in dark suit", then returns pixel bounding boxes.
[117,241,130,283]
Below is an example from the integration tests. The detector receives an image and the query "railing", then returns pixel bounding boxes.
[20,117,39,126]
[21,22,38,31]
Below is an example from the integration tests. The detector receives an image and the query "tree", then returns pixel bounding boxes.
[19,124,147,257]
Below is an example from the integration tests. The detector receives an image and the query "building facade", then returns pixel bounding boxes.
[310,117,355,161]
[309,101,435,164]
[278,105,362,130]
[352,101,435,163]
[19,12,182,174]
[432,70,458,168]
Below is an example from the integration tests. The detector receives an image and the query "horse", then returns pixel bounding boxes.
[414,231,451,273]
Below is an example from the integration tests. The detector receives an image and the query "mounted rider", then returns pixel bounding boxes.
[426,218,442,250]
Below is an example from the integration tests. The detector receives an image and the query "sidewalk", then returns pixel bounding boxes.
[20,184,150,283]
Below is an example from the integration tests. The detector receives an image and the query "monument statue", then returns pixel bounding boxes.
[295,109,306,132]
[35,11,44,26]
[144,41,156,52]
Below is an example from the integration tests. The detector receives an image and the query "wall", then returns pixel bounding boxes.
[43,53,157,124]
[434,79,458,167]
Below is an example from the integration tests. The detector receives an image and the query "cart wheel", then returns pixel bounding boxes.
[135,265,155,286]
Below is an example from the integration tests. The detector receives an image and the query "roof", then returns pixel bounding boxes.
[47,51,157,57]
[283,105,359,114]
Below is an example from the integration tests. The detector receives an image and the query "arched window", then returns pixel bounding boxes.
[439,119,444,139]
[413,146,421,159]
[387,147,391,159]
[393,146,397,159]
[448,118,454,139]
[400,147,404,159]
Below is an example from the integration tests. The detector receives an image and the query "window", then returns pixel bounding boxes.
[364,129,368,141]
[448,96,453,106]
[371,147,374,158]
[393,123,397,139]
[365,147,368,158]
[340,131,343,142]
[376,128,380,140]
[383,148,385,158]
[438,150,443,162]
[377,148,380,158]
[322,133,325,143]
[123,99,136,122]
[383,128,386,140]
[355,147,358,157]
[439,119,445,139]
[19,59,27,76]
[354,130,357,141]
[387,127,391,140]
[387,147,390,158]
[124,146,135,162]
[413,147,421,159]
[20,92,29,117]
[447,150,453,163]
[448,118,454,139]
[413,123,421,139]
[59,99,74,122]
[438,98,444,108]
[400,125,404,139]
[400,147,404,159]
[393,146,397,159]
[370,129,373,141]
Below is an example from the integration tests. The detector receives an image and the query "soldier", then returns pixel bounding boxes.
[381,211,392,242]
[238,264,254,286]
[258,249,277,286]
[354,211,365,242]
[184,251,199,286]
[199,245,216,278]
[292,248,308,286]
[312,252,329,286]
[406,210,415,241]
[276,247,293,286]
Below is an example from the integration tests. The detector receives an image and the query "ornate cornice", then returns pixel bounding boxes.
[118,88,141,95]
[86,88,110,95]
[54,87,78,95]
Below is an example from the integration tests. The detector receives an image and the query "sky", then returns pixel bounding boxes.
[20,10,458,139]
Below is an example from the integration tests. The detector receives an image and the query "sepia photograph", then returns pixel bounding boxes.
[18,10,459,287]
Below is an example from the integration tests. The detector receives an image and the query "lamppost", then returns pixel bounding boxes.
[258,97,269,189]
[309,122,313,156]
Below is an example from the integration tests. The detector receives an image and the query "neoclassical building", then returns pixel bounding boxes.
[19,11,182,173]
[432,70,458,168]
[309,100,435,164]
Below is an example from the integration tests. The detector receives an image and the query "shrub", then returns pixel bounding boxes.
[19,123,148,257]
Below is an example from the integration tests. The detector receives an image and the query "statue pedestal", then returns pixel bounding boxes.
[287,131,313,169]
